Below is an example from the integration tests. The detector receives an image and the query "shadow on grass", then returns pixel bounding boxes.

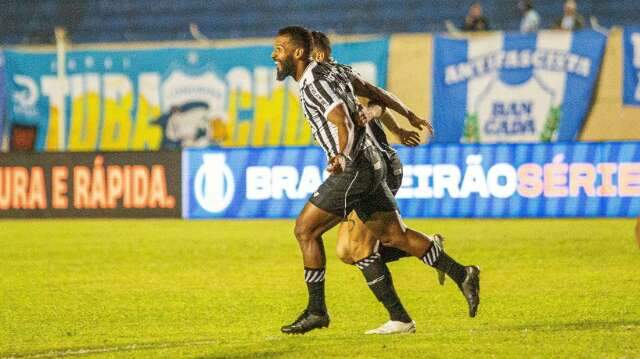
[503,319,640,332]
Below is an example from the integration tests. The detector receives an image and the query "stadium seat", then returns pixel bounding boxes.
[2,0,640,44]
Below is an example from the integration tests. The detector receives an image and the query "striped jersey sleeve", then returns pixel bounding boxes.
[304,79,345,120]
[299,61,367,160]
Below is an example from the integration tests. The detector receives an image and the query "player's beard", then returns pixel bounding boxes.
[276,56,295,81]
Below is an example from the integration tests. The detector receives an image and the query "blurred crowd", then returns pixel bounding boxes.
[460,0,586,33]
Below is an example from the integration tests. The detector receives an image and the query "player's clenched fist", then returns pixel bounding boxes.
[327,153,347,174]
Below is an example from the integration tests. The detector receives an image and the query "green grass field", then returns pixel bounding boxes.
[1,218,639,358]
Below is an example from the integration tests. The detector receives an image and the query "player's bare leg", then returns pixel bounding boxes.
[293,202,340,268]
[336,213,370,264]
[365,211,481,318]
[337,212,445,284]
[335,212,414,334]
[281,202,340,334]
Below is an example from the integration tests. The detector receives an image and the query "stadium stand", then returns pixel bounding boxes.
[1,0,640,44]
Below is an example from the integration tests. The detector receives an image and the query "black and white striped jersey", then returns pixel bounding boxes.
[298,61,368,160]
[331,61,395,158]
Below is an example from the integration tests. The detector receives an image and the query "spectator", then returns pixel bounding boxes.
[519,0,540,33]
[462,2,490,32]
[554,0,585,31]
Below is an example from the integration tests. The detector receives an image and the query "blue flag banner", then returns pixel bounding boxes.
[182,142,640,219]
[623,26,640,106]
[3,38,388,151]
[433,30,607,143]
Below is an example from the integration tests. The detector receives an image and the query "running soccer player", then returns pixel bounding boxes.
[273,26,480,335]
[311,30,446,334]
[311,30,437,265]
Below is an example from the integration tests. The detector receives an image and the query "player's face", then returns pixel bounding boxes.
[272,35,296,81]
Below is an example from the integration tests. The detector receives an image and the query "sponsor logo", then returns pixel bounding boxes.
[194,153,234,213]
[158,70,227,148]
[12,75,40,117]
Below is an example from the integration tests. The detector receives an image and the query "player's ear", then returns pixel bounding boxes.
[294,48,303,60]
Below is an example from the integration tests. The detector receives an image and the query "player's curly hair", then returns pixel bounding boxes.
[278,26,313,58]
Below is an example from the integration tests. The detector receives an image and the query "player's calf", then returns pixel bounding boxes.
[354,252,413,328]
[336,221,356,264]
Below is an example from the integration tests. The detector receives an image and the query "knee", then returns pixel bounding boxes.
[336,245,354,265]
[294,221,315,243]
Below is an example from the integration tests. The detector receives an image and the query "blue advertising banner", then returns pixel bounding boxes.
[433,30,607,143]
[182,147,326,219]
[182,142,640,219]
[3,38,388,151]
[623,26,640,106]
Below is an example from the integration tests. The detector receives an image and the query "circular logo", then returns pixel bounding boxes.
[194,153,235,213]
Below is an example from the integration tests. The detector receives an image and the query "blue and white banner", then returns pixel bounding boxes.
[433,30,607,143]
[182,142,640,219]
[3,39,388,151]
[182,147,327,219]
[623,26,640,106]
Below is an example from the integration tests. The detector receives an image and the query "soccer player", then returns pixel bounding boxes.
[273,26,480,335]
[311,30,447,334]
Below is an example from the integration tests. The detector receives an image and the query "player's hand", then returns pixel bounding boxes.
[327,154,347,174]
[398,129,421,147]
[408,112,434,136]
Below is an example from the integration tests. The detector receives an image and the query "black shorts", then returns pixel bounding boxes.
[310,146,398,222]
[384,150,403,196]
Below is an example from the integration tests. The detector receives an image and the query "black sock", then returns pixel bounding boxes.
[379,244,411,263]
[304,267,326,315]
[421,240,467,285]
[356,253,412,323]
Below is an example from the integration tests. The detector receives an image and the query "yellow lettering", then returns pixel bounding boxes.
[252,87,284,145]
[68,93,100,150]
[131,95,162,150]
[101,93,133,150]
[101,75,134,150]
[283,89,312,145]
[45,106,61,150]
[224,89,253,147]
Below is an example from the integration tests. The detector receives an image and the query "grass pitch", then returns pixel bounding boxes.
[1,218,639,358]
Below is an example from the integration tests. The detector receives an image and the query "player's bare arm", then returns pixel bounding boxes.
[325,102,352,174]
[350,74,433,135]
[377,107,421,147]
[310,29,432,136]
